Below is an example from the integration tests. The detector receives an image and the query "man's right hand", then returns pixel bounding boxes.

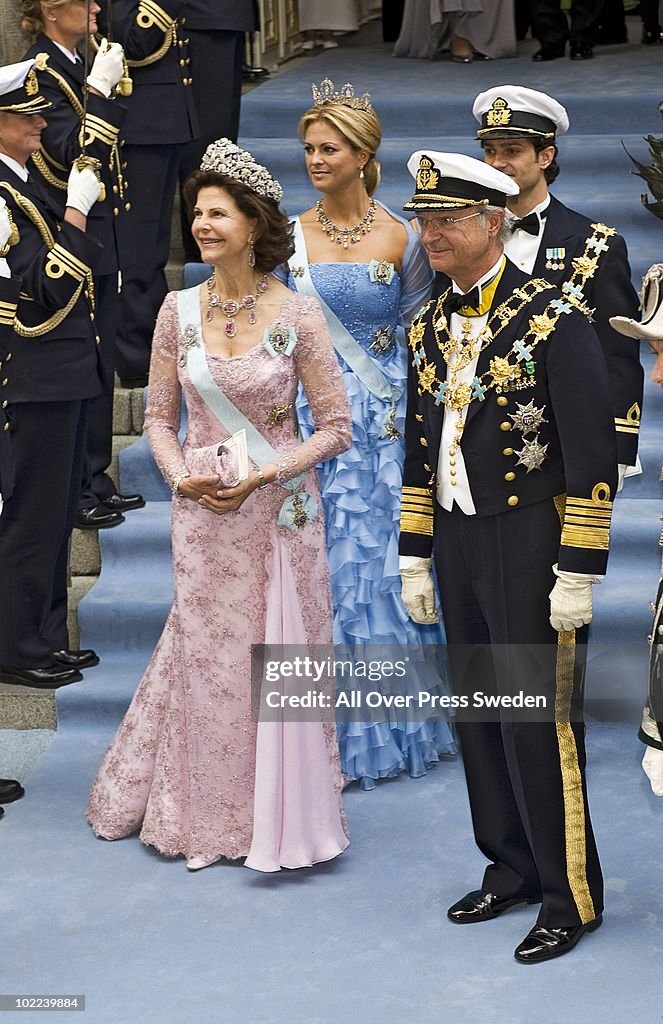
[66,164,101,216]
[400,557,439,624]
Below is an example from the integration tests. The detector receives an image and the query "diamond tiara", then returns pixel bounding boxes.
[200,138,283,203]
[311,78,373,113]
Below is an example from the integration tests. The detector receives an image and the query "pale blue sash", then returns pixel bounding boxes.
[176,286,317,531]
[289,218,402,409]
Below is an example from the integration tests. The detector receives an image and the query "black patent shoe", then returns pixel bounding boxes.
[0,779,25,803]
[102,493,145,513]
[532,44,565,61]
[447,889,541,924]
[75,505,125,530]
[514,915,602,963]
[570,43,594,59]
[53,648,100,670]
[0,663,82,689]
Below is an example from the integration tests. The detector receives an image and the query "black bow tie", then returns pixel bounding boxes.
[444,287,480,317]
[510,211,545,236]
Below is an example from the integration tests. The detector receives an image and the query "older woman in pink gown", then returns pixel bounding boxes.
[87,141,352,872]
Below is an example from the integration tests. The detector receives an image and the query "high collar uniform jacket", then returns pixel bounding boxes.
[402,257,618,577]
[432,194,643,467]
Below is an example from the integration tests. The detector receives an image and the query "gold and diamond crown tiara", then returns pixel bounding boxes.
[200,138,283,203]
[311,78,373,113]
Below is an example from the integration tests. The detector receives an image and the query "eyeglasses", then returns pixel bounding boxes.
[416,211,483,233]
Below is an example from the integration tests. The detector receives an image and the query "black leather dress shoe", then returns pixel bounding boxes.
[532,44,565,61]
[102,493,145,513]
[75,505,125,530]
[119,375,148,389]
[0,779,25,803]
[447,889,541,924]
[53,648,100,670]
[0,664,83,689]
[514,915,602,963]
[570,43,594,59]
[0,806,4,820]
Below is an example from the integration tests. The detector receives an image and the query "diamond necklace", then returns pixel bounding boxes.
[316,198,376,248]
[206,273,269,336]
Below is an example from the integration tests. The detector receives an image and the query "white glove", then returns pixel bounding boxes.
[642,745,663,796]
[617,464,627,492]
[400,557,439,624]
[0,197,12,252]
[0,258,9,279]
[549,564,599,631]
[66,163,101,216]
[87,38,124,98]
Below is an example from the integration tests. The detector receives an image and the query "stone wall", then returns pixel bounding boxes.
[0,0,31,64]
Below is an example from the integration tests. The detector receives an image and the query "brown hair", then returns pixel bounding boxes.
[21,0,72,37]
[532,137,560,185]
[297,102,382,197]
[182,170,294,273]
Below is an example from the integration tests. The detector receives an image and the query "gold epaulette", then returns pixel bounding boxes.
[615,402,640,436]
[401,486,434,537]
[559,483,612,551]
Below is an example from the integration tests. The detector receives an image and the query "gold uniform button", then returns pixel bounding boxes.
[3,421,8,431]
[496,396,508,407]
[450,469,456,477]
[5,353,11,361]
[450,480,457,487]
[125,202,131,211]
[419,436,428,446]
[2,400,7,408]
[180,58,185,66]
[180,15,186,24]
[185,57,190,65]
[114,207,119,216]
[2,378,7,386]
[449,459,456,467]
[502,447,513,456]
[113,185,119,193]
[504,472,516,481]
[507,495,519,507]
[500,421,512,431]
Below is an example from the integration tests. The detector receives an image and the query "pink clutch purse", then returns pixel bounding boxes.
[184,441,240,486]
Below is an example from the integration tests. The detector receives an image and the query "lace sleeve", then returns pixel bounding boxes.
[399,220,434,329]
[144,292,187,487]
[276,297,352,483]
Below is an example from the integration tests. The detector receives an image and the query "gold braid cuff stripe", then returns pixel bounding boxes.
[46,244,89,282]
[0,299,17,326]
[615,403,641,435]
[80,113,120,148]
[559,526,610,550]
[555,630,596,925]
[137,0,174,33]
[400,512,434,536]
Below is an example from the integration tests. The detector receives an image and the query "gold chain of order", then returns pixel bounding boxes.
[557,221,615,319]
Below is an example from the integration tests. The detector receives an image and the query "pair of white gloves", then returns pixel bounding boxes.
[400,558,598,632]
[0,197,13,279]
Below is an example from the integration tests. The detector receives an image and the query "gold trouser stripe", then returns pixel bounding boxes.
[555,630,595,924]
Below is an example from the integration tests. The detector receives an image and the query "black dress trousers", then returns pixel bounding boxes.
[433,497,603,930]
[0,399,89,665]
[533,0,605,46]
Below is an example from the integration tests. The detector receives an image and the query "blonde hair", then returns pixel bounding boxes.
[21,0,72,38]
[298,102,382,197]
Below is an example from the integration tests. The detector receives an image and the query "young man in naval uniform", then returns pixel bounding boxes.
[468,86,643,490]
[399,152,617,963]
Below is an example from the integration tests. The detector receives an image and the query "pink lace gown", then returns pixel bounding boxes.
[87,289,352,871]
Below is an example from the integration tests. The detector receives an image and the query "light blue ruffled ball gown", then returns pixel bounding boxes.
[278,203,457,789]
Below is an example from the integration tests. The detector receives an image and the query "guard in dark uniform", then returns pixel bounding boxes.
[0,59,104,689]
[530,0,603,59]
[21,3,144,527]
[400,151,617,963]
[178,0,259,261]
[99,0,198,385]
[466,85,643,486]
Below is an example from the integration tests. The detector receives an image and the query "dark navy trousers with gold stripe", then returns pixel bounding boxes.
[434,496,603,930]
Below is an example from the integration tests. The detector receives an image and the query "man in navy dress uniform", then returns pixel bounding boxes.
[400,152,616,963]
[465,85,643,488]
[0,59,103,689]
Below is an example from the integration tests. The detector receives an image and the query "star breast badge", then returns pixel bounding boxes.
[508,399,548,436]
[514,435,549,472]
